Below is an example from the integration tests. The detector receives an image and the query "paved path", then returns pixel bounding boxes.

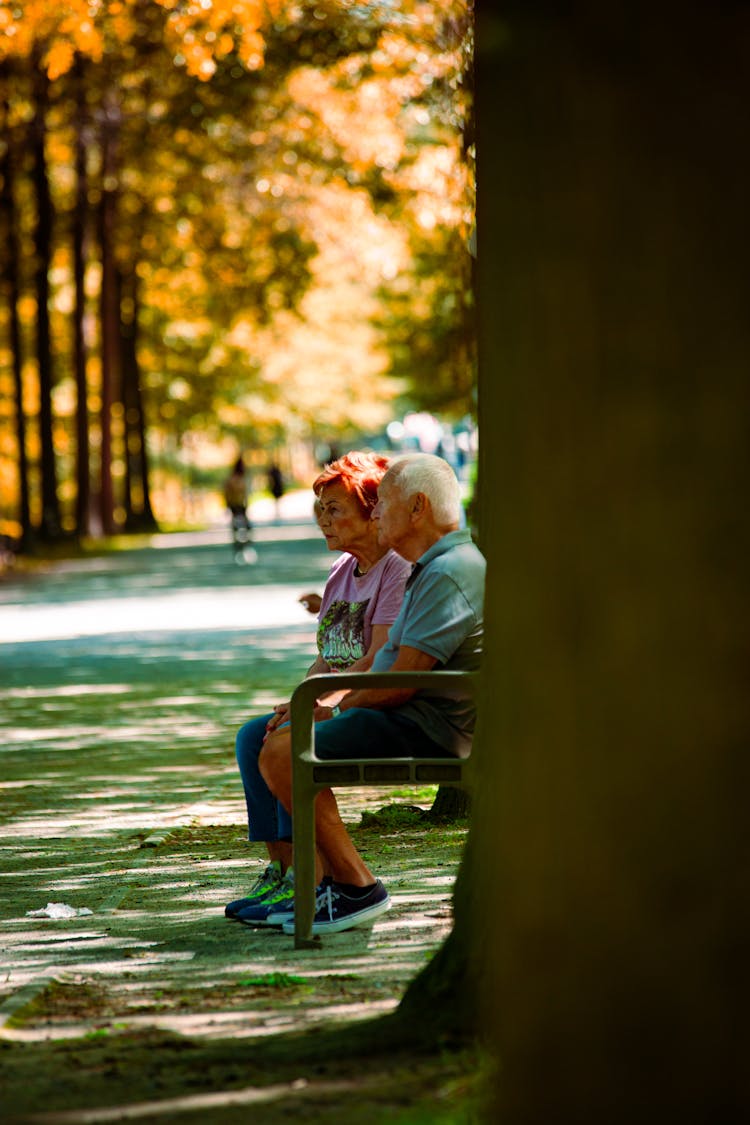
[0,507,463,1052]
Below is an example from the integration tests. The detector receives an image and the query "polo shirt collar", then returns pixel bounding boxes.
[406,529,473,585]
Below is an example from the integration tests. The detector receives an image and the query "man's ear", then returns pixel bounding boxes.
[411,492,428,519]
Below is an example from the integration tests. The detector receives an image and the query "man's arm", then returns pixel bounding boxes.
[315,646,438,718]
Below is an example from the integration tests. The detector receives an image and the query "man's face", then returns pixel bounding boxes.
[372,474,413,557]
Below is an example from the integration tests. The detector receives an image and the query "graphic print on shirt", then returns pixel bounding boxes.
[318,599,369,670]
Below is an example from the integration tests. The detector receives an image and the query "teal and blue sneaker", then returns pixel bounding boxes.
[238,868,296,926]
[224,860,282,920]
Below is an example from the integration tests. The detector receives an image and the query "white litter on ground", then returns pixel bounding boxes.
[25,903,94,919]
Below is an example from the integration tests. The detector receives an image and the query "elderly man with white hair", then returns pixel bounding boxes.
[259,452,486,935]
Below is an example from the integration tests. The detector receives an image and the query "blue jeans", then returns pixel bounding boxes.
[313,707,450,759]
[236,708,449,842]
[235,713,292,841]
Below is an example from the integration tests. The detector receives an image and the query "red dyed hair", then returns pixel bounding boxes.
[312,451,391,516]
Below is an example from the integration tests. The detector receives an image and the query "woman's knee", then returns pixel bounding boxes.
[235,715,268,767]
[258,732,289,789]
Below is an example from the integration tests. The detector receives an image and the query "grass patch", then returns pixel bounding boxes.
[237,973,309,989]
[385,785,438,801]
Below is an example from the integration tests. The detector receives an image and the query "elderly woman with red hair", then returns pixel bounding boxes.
[225,451,410,924]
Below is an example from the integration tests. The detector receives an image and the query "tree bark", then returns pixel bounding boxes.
[30,55,61,539]
[73,61,91,539]
[119,266,157,531]
[427,784,471,821]
[476,4,746,1120]
[0,80,31,549]
[402,6,746,1122]
[97,91,121,536]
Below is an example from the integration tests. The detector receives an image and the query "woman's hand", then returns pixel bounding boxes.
[298,592,322,615]
[264,691,343,737]
[265,702,291,734]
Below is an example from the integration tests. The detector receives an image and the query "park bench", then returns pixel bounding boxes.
[290,669,477,949]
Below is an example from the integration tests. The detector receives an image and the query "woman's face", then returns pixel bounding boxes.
[316,481,374,555]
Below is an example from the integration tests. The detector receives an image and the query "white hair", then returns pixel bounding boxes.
[386,453,462,528]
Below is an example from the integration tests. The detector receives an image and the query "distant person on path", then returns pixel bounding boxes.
[267,463,285,519]
[225,452,411,925]
[257,453,485,935]
[223,457,255,563]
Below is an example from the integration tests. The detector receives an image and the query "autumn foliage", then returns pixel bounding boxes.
[0,0,474,543]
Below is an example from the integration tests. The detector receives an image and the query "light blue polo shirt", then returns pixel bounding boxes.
[372,529,485,756]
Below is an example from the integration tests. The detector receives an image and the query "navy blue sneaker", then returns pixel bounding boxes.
[282,879,390,935]
[238,869,295,926]
[224,860,282,919]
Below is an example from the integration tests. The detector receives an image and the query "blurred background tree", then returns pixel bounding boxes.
[0,0,474,546]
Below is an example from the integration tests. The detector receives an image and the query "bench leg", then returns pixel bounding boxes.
[291,774,319,949]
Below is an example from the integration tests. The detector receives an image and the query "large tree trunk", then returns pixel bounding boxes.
[402,5,745,1120]
[30,54,61,540]
[476,4,744,1120]
[0,81,31,549]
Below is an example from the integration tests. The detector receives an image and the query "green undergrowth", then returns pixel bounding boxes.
[359,804,469,833]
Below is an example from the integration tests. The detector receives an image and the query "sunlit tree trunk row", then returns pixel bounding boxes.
[1,58,157,544]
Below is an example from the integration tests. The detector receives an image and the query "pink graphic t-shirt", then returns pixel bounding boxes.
[316,550,411,671]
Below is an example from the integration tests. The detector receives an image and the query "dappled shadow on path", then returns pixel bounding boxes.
[0,527,466,1071]
[0,531,472,1120]
[0,817,460,1039]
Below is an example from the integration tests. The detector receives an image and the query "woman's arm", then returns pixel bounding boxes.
[266,654,331,732]
[305,654,331,678]
[342,623,391,674]
[313,623,391,708]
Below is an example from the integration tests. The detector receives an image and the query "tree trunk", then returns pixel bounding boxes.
[30,55,60,540]
[427,784,471,821]
[97,91,121,536]
[402,6,745,1121]
[73,61,91,539]
[119,265,157,531]
[0,81,31,549]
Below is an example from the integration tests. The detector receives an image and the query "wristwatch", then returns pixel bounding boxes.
[331,704,341,718]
